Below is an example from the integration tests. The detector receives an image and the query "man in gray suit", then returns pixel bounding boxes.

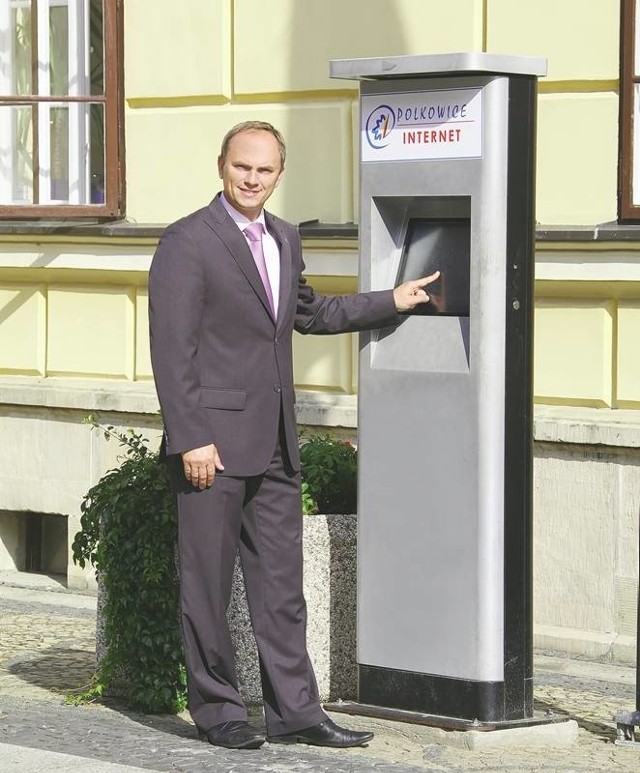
[149,121,438,750]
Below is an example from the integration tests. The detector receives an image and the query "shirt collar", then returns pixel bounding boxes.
[220,193,266,231]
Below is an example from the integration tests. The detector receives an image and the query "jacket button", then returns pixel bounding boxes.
[274,386,282,393]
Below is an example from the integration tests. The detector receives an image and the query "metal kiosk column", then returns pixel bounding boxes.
[330,53,548,727]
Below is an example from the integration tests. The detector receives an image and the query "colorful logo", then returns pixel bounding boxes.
[365,104,395,149]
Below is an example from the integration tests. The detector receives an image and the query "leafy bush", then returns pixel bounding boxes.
[300,433,357,515]
[72,420,357,713]
[71,417,185,713]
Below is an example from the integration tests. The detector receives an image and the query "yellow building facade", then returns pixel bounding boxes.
[1,0,639,661]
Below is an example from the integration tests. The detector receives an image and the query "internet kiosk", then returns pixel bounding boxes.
[330,53,547,726]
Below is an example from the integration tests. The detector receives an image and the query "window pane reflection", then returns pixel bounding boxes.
[0,105,33,204]
[12,4,33,96]
[90,0,104,95]
[49,3,69,96]
[90,102,104,203]
[49,105,69,201]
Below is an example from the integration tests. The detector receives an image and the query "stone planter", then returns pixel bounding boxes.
[97,513,358,705]
[230,512,357,704]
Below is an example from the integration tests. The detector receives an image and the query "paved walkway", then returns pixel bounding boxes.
[1,575,640,771]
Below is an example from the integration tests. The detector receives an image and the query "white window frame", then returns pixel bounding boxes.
[0,0,123,217]
[620,0,640,219]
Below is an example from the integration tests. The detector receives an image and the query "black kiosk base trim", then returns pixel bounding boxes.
[351,664,537,726]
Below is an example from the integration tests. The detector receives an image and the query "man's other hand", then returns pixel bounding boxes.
[182,444,225,489]
[393,271,441,312]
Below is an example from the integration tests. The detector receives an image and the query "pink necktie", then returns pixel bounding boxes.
[244,222,275,317]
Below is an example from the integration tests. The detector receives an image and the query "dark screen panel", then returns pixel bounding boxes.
[396,218,470,316]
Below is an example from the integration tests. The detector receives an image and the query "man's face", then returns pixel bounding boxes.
[218,129,284,220]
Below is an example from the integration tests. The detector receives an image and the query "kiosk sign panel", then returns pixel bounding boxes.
[362,88,482,162]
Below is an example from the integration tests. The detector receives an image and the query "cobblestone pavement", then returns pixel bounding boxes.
[2,579,640,772]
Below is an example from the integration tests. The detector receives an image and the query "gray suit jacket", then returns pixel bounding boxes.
[149,195,398,476]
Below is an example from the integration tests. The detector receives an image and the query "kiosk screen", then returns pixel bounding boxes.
[396,218,470,316]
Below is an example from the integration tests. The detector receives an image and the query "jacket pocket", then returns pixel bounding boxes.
[199,387,246,410]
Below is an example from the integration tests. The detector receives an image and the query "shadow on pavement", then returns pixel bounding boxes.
[8,647,96,694]
[7,645,201,740]
[99,700,267,741]
[535,697,616,743]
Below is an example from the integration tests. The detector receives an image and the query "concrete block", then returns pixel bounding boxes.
[293,332,354,393]
[419,719,579,750]
[618,302,640,404]
[125,0,230,99]
[533,444,618,633]
[0,284,45,375]
[534,298,614,405]
[488,0,618,80]
[47,286,135,379]
[536,93,618,225]
[234,0,479,94]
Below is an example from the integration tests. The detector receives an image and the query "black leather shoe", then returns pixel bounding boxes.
[267,718,374,748]
[198,720,265,750]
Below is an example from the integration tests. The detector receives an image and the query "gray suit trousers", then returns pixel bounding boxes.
[171,419,327,736]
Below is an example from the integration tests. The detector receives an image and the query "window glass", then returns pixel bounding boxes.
[49,2,69,96]
[12,4,32,95]
[90,101,104,203]
[0,104,33,203]
[634,84,640,207]
[49,104,69,200]
[89,0,103,95]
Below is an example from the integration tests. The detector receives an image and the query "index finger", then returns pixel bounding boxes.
[415,271,440,286]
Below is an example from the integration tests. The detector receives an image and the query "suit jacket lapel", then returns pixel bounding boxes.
[265,211,292,331]
[205,197,276,322]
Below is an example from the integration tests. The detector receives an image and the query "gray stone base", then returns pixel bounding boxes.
[417,719,579,750]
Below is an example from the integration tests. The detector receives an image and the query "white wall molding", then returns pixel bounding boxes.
[2,377,640,444]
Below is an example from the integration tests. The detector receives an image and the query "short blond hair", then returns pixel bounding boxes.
[219,121,286,168]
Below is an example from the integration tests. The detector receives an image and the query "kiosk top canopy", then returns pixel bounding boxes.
[330,52,547,81]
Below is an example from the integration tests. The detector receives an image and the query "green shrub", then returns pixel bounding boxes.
[71,417,185,714]
[300,433,357,515]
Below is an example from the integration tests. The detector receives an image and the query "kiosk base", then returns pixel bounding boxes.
[357,664,533,723]
[323,701,566,733]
